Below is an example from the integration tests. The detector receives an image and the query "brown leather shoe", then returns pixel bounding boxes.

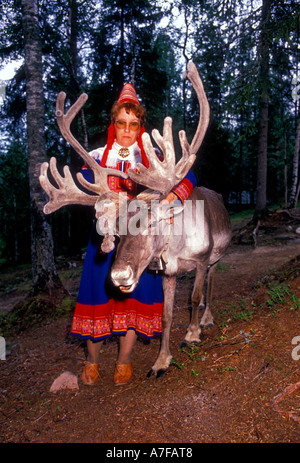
[81,361,100,386]
[113,362,132,386]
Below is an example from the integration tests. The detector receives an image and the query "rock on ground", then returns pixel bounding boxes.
[50,371,79,393]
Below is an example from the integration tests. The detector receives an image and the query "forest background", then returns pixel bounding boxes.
[0,0,299,295]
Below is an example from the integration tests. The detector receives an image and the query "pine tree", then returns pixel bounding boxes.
[255,0,272,217]
[21,0,65,295]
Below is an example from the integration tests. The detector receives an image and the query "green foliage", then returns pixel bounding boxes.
[266,283,300,313]
[218,299,254,328]
[54,297,77,319]
[0,0,23,63]
[170,358,185,370]
[171,343,206,378]
[0,296,55,337]
[0,139,30,265]
[0,295,76,337]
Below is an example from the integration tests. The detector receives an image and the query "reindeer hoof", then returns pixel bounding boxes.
[147,369,155,378]
[200,322,214,329]
[156,369,166,378]
[180,339,201,349]
[180,340,188,349]
[147,368,167,378]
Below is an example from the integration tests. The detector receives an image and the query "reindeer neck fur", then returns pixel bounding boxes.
[163,187,231,277]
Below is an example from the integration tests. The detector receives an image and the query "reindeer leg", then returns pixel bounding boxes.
[200,262,218,328]
[199,292,206,311]
[148,275,176,378]
[181,264,207,348]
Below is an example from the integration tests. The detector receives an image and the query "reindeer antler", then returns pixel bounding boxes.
[39,92,127,214]
[40,157,98,214]
[183,61,210,155]
[128,62,210,197]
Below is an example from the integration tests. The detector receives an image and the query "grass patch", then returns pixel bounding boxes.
[0,295,76,337]
[53,296,76,319]
[216,262,231,272]
[0,263,32,294]
[217,298,254,328]
[266,282,300,313]
[229,208,255,226]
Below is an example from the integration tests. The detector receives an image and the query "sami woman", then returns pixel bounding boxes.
[70,83,196,386]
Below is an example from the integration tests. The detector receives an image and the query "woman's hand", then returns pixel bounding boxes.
[165,192,178,203]
[160,192,178,223]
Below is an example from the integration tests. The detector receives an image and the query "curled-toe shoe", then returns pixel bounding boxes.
[81,361,100,385]
[113,362,132,386]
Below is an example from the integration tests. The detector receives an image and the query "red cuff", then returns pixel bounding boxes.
[172,178,194,203]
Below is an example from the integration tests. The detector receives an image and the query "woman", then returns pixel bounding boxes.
[70,83,197,386]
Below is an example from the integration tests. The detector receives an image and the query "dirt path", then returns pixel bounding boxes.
[0,241,300,444]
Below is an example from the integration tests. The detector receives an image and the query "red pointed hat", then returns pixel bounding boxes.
[100,83,149,168]
[118,83,140,105]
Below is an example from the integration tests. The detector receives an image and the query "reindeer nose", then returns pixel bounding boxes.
[111,264,134,286]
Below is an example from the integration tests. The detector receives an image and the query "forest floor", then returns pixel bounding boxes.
[0,209,300,445]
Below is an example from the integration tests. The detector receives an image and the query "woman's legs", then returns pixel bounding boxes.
[114,330,137,385]
[83,331,137,385]
[81,339,103,385]
[87,339,103,364]
[86,329,137,365]
[117,329,137,364]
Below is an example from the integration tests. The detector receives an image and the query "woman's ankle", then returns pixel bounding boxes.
[86,339,102,364]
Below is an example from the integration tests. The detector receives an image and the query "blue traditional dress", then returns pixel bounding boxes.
[70,141,196,342]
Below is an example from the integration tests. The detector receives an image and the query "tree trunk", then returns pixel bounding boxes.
[295,181,300,207]
[288,118,300,208]
[130,20,136,86]
[68,0,79,91]
[284,131,288,208]
[22,0,65,296]
[254,0,272,219]
[66,0,90,256]
[120,2,125,84]
[182,6,189,133]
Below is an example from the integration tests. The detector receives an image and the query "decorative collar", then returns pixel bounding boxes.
[112,141,139,161]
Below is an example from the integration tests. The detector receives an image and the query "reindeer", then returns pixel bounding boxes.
[39,62,232,378]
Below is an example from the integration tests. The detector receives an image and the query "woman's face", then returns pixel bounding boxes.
[114,107,140,147]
